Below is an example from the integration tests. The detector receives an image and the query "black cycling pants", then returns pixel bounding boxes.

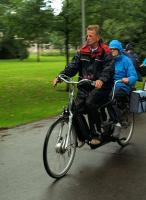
[74,87,111,136]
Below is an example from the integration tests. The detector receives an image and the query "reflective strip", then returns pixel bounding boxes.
[95,58,103,62]
[80,58,90,62]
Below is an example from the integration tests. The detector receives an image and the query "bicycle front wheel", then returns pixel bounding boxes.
[117,112,134,147]
[43,117,77,179]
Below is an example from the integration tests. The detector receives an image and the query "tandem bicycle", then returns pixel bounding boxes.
[43,74,134,179]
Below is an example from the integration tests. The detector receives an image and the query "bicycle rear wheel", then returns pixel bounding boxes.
[117,112,134,146]
[43,117,77,179]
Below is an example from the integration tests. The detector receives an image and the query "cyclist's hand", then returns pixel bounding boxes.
[122,78,129,84]
[95,80,103,88]
[53,77,60,87]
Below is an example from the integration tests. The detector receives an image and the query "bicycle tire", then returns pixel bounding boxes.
[43,117,77,179]
[117,112,134,147]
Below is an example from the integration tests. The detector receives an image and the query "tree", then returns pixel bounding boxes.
[52,0,81,65]
[14,0,54,61]
[0,0,29,59]
[0,0,146,61]
[85,0,145,60]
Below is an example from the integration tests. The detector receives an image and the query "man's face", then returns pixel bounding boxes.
[110,48,119,57]
[86,30,100,47]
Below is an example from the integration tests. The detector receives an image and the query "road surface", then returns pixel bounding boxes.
[0,114,146,200]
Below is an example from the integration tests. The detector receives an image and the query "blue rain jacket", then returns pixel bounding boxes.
[142,58,146,66]
[109,40,138,94]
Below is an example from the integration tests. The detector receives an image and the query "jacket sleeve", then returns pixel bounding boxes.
[125,57,138,85]
[59,53,80,77]
[99,53,114,83]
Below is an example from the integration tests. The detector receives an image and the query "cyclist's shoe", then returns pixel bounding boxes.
[90,138,101,145]
[89,141,101,149]
[89,133,103,149]
[112,122,121,138]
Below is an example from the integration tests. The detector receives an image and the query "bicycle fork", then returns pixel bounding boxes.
[55,111,73,154]
[64,112,73,149]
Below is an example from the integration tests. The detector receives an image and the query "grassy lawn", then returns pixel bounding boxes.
[0,55,145,128]
[0,55,68,128]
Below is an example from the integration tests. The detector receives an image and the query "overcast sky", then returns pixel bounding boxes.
[51,0,63,15]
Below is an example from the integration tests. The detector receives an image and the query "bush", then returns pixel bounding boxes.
[0,37,29,59]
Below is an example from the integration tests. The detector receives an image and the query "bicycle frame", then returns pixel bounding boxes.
[59,76,75,149]
[58,74,121,144]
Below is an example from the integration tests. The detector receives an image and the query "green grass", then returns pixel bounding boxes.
[0,55,68,128]
[0,55,145,128]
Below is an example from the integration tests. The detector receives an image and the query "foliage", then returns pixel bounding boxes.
[85,0,146,60]
[14,0,53,42]
[0,0,146,61]
[0,0,54,61]
[48,31,64,50]
[0,37,29,59]
[0,1,29,59]
[51,0,82,65]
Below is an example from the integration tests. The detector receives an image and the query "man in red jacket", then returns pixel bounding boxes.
[53,25,114,147]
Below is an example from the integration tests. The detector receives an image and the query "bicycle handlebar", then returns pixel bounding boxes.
[58,74,95,85]
[58,74,122,100]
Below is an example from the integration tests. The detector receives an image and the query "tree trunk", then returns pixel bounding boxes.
[64,32,70,90]
[36,43,40,62]
[65,32,69,65]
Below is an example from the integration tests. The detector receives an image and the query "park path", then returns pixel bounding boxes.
[1,114,146,200]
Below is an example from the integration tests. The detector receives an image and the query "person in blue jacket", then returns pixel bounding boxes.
[140,58,146,77]
[108,40,138,130]
[109,40,138,94]
[141,58,146,67]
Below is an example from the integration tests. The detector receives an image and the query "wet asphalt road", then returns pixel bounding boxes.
[0,114,146,200]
